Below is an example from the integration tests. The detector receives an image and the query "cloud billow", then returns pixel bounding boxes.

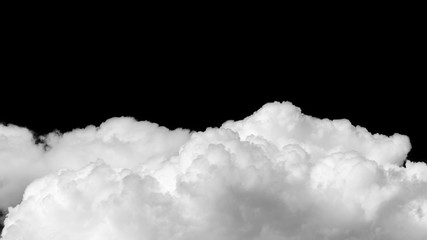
[1,102,426,240]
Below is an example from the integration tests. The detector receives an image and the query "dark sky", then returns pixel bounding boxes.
[1,16,425,163]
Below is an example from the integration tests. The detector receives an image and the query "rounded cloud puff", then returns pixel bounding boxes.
[1,102,426,240]
[222,102,411,165]
[0,118,190,210]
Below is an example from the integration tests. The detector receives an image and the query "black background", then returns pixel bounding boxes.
[1,9,425,163]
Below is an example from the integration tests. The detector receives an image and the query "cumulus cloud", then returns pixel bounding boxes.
[0,118,190,210]
[0,124,46,209]
[1,102,426,240]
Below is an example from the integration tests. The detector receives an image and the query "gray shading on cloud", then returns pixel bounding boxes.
[1,102,426,240]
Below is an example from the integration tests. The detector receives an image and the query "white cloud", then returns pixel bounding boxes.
[222,102,411,166]
[1,102,426,240]
[0,118,189,210]
[43,117,190,170]
[0,124,46,209]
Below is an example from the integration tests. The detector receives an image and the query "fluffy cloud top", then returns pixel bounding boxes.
[0,118,189,210]
[222,102,410,165]
[1,102,426,240]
